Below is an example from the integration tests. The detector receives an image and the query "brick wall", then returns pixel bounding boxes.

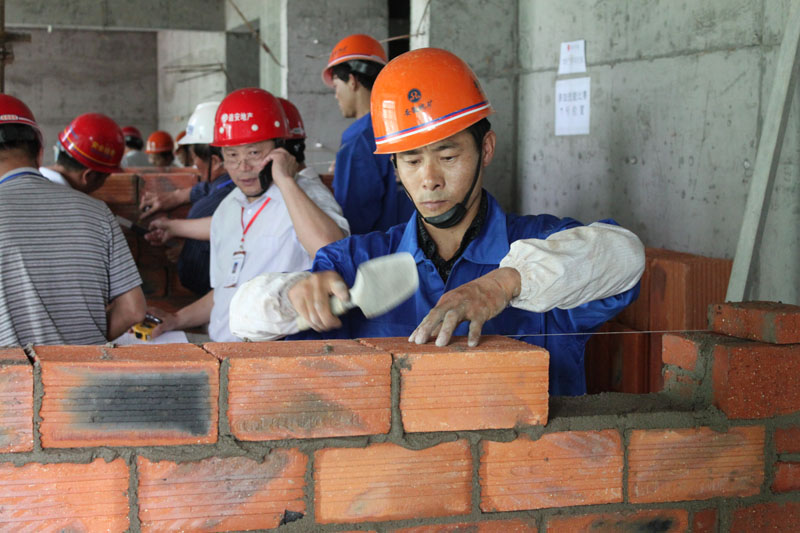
[1,304,799,532]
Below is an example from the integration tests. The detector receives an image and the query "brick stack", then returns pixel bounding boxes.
[0,322,798,531]
[91,170,200,307]
[585,247,732,393]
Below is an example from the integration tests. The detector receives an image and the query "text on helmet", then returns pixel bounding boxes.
[220,112,255,123]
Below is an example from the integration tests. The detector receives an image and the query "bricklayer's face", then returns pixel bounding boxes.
[394,129,495,221]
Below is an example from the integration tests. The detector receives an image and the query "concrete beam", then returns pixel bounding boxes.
[5,0,225,32]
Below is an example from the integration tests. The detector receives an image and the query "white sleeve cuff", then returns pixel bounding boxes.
[498,222,645,313]
[229,271,311,341]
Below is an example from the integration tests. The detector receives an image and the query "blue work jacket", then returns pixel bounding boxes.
[334,113,414,234]
[290,192,639,396]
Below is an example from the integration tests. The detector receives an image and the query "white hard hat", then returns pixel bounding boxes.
[179,101,221,145]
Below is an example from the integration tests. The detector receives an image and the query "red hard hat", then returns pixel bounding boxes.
[277,98,306,140]
[371,48,493,154]
[0,94,43,145]
[145,130,174,153]
[322,34,387,87]
[212,88,289,147]
[58,113,124,173]
[121,126,142,141]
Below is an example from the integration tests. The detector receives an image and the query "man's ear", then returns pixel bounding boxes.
[211,154,224,171]
[348,73,360,91]
[481,130,496,168]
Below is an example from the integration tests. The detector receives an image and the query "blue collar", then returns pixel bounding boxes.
[397,191,510,266]
[0,167,45,185]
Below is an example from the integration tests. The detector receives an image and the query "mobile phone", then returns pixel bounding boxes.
[259,160,273,192]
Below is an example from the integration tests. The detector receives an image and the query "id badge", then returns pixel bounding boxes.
[223,250,246,288]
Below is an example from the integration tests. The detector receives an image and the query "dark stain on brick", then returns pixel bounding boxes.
[279,510,304,525]
[66,371,210,435]
[395,355,412,370]
[591,517,676,533]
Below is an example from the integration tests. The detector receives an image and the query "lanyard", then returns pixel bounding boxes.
[0,171,34,185]
[240,197,271,245]
[215,178,233,190]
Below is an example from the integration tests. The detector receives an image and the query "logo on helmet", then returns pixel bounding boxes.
[220,112,254,123]
[407,89,422,103]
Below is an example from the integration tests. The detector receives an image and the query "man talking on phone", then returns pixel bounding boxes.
[148,88,348,342]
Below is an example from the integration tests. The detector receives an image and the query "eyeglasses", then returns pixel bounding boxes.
[222,151,266,168]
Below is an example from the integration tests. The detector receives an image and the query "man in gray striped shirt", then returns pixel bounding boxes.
[0,95,145,346]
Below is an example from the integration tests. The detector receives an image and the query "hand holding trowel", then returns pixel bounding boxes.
[295,253,419,331]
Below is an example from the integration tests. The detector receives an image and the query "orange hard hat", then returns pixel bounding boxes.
[321,34,387,87]
[371,48,493,154]
[0,94,43,145]
[121,126,142,141]
[145,130,174,153]
[212,88,289,147]
[58,113,124,173]
[277,98,306,140]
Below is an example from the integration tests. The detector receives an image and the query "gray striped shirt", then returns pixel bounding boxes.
[0,168,141,346]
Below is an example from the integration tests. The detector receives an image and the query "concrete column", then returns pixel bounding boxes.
[284,0,389,175]
[410,0,519,211]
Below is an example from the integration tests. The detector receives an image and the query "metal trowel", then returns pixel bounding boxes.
[295,252,419,331]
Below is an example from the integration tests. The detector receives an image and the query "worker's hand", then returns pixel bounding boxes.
[265,147,300,189]
[139,191,173,220]
[409,267,522,348]
[143,307,178,339]
[144,218,175,246]
[288,270,351,332]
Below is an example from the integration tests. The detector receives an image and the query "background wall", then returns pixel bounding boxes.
[517,0,800,304]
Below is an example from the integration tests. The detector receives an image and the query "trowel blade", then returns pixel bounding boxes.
[349,252,419,318]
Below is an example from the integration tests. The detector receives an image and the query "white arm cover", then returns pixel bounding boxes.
[229,271,311,341]
[498,222,645,313]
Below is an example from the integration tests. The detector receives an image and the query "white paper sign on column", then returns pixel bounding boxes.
[555,77,591,136]
[558,39,587,75]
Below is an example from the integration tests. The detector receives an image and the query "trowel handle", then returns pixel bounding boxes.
[294,296,356,332]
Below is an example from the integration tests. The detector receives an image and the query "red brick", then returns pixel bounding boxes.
[391,519,537,532]
[692,508,717,533]
[772,462,800,493]
[91,173,140,204]
[628,426,764,503]
[775,426,800,454]
[731,502,800,532]
[205,340,391,440]
[314,440,471,524]
[648,249,731,391]
[712,342,800,418]
[710,301,800,344]
[480,430,623,511]
[0,458,129,531]
[125,166,201,175]
[138,451,306,532]
[585,322,649,394]
[663,368,701,400]
[546,509,689,532]
[616,252,653,331]
[0,348,33,452]
[140,172,199,195]
[35,344,219,447]
[362,336,548,432]
[662,333,702,371]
